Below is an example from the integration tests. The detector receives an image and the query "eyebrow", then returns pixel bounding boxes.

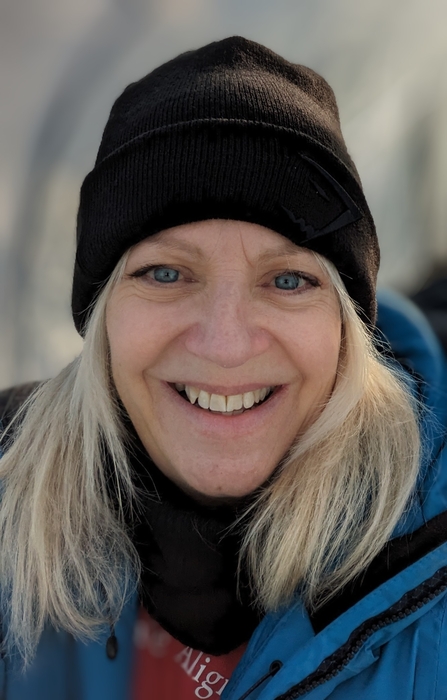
[254,241,308,263]
[146,237,305,263]
[144,238,207,259]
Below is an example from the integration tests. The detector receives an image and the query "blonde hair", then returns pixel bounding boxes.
[240,258,420,610]
[0,252,420,664]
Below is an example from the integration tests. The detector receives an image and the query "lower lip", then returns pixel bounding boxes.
[162,383,288,437]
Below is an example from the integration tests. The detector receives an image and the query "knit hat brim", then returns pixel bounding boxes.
[72,37,379,334]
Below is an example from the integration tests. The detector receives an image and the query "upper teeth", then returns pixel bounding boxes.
[174,383,273,412]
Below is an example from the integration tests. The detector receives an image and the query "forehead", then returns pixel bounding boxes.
[127,220,317,265]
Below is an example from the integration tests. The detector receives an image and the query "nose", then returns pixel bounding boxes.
[183,284,269,369]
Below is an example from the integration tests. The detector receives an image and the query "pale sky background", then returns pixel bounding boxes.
[1,0,447,387]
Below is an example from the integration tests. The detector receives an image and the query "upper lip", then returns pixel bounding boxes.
[169,381,281,395]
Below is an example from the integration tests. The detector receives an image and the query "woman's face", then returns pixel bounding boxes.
[107,220,341,499]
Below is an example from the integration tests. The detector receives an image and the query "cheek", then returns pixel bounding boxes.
[106,301,151,385]
[314,329,341,386]
[106,297,161,370]
[284,312,341,383]
[313,323,341,373]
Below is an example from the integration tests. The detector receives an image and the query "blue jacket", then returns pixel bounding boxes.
[1,289,447,699]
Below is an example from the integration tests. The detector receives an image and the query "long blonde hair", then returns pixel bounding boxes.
[241,258,420,610]
[0,252,420,664]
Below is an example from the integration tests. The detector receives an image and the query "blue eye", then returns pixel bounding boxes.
[152,267,179,283]
[274,273,304,290]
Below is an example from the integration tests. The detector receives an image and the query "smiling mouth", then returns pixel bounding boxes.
[172,383,277,415]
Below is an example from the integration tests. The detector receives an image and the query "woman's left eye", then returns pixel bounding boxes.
[274,272,305,290]
[273,272,317,292]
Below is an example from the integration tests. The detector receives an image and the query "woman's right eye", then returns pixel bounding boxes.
[130,265,181,283]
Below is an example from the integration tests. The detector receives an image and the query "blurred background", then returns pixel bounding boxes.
[1,0,447,388]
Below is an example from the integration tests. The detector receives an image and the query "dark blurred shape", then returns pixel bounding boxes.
[0,381,40,422]
[412,271,447,353]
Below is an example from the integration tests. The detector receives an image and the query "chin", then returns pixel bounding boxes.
[178,470,272,504]
[185,487,257,507]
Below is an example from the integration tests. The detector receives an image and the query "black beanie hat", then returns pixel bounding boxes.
[72,36,379,334]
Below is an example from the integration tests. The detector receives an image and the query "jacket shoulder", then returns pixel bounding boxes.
[377,288,447,428]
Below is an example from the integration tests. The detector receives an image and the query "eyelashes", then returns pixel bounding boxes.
[128,265,165,279]
[273,271,320,292]
[137,266,180,283]
[128,264,321,294]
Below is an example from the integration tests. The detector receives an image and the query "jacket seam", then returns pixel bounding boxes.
[433,592,447,700]
[310,509,447,632]
[275,566,447,699]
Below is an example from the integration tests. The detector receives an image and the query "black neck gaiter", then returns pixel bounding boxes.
[123,433,262,655]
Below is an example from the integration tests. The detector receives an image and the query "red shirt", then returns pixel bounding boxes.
[132,607,247,699]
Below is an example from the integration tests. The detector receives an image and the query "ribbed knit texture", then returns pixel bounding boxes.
[72,36,379,333]
[123,428,261,655]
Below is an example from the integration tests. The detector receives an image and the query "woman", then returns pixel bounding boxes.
[0,36,446,699]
